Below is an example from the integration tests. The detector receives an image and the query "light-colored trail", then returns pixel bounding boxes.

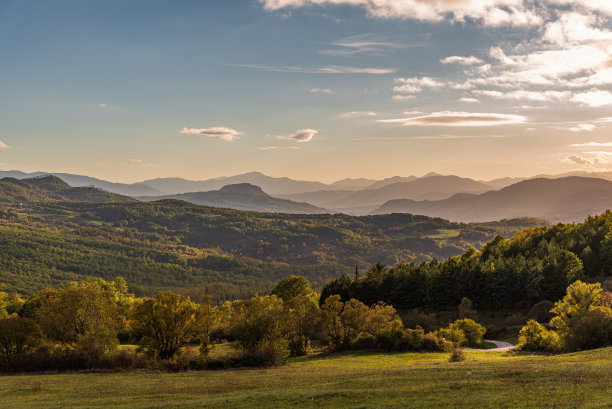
[476,339,516,352]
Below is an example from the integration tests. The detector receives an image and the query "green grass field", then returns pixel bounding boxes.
[1,347,610,408]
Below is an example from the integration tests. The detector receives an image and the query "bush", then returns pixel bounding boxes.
[435,327,466,347]
[517,320,561,352]
[449,348,466,362]
[451,319,486,347]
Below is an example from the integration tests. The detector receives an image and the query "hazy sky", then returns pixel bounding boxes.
[1,0,612,183]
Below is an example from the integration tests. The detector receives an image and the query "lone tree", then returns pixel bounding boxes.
[271,275,317,303]
[131,291,201,360]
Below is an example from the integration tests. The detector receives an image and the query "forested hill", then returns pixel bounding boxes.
[0,199,544,300]
[321,211,612,311]
[0,176,134,203]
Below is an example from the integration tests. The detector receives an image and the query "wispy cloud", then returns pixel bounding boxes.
[379,112,527,127]
[320,35,408,56]
[339,111,377,118]
[569,141,612,147]
[393,77,445,94]
[277,129,318,142]
[179,127,243,141]
[440,55,484,65]
[309,88,334,94]
[229,63,396,75]
[260,146,302,150]
[98,103,108,108]
[568,124,596,132]
[0,141,10,149]
[460,98,480,103]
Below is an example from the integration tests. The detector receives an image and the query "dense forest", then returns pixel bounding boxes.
[0,199,543,300]
[321,212,612,311]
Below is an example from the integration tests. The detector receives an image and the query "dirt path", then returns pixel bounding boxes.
[477,339,516,352]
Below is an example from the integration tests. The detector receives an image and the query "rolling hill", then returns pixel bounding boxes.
[0,176,135,203]
[373,176,612,223]
[137,183,329,214]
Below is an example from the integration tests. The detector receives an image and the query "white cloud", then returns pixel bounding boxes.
[474,90,571,101]
[309,88,334,94]
[393,76,445,93]
[568,124,596,132]
[440,55,484,65]
[571,90,612,107]
[563,151,612,166]
[129,158,143,163]
[320,35,407,56]
[460,97,480,103]
[98,103,108,108]
[0,141,10,149]
[392,95,415,100]
[179,127,243,141]
[229,63,396,75]
[570,141,612,147]
[277,129,318,142]
[258,0,542,26]
[379,111,527,127]
[339,111,378,118]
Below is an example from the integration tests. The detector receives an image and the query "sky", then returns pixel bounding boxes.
[1,0,612,183]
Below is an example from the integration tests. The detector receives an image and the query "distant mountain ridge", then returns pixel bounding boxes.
[0,176,135,203]
[137,183,329,214]
[373,176,612,223]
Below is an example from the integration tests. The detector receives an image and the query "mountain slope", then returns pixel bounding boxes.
[0,176,135,203]
[137,183,329,213]
[373,176,612,223]
[141,172,330,195]
[328,175,492,212]
[0,171,162,196]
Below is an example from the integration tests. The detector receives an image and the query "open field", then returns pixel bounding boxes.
[1,348,610,409]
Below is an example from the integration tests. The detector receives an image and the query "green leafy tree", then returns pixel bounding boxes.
[284,295,321,356]
[35,279,123,354]
[517,319,561,352]
[0,316,45,363]
[228,295,287,352]
[131,291,201,360]
[551,281,612,351]
[271,275,317,303]
[450,319,486,347]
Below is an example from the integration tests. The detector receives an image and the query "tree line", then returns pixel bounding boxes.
[0,275,489,372]
[320,212,612,311]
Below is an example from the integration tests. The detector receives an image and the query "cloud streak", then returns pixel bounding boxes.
[379,112,527,127]
[277,129,318,142]
[229,63,396,75]
[179,127,243,141]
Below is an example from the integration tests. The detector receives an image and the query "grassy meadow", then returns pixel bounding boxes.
[1,347,610,409]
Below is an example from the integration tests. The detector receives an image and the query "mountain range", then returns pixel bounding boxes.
[1,169,612,223]
[373,176,612,223]
[0,175,134,203]
[137,183,327,214]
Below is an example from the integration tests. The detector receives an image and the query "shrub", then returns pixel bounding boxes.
[450,319,486,347]
[435,327,466,347]
[517,320,561,352]
[449,348,466,362]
